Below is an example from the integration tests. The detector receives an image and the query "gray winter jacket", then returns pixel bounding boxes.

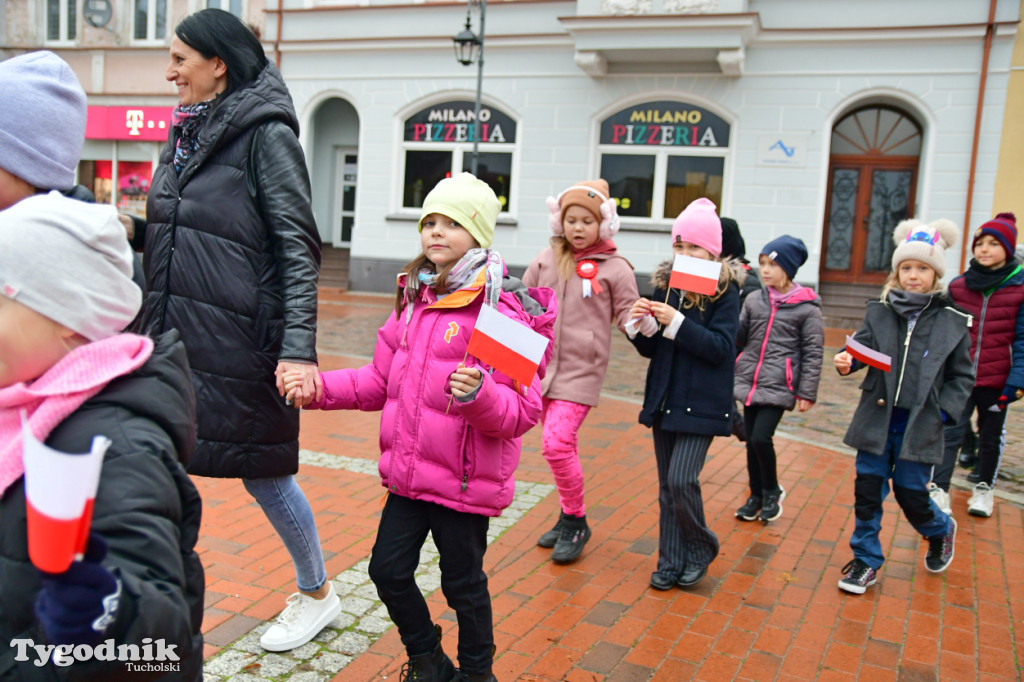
[734,285,824,409]
[842,295,974,465]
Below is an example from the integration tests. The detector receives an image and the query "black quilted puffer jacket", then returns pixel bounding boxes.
[141,61,321,479]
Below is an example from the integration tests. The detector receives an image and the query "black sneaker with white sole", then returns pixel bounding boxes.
[735,495,762,521]
[838,558,878,594]
[759,486,786,523]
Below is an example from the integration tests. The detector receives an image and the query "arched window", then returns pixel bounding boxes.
[597,100,730,224]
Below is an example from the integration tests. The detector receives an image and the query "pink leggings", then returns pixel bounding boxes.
[540,398,591,517]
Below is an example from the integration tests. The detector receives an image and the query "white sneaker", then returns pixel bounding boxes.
[927,482,951,516]
[968,482,994,518]
[260,582,342,652]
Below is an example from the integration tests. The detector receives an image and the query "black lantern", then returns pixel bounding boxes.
[452,17,480,66]
[452,0,486,175]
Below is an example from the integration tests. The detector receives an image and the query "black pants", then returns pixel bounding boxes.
[368,493,492,673]
[743,404,786,495]
[651,419,719,578]
[934,386,1006,489]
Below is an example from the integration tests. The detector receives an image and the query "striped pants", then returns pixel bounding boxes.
[652,420,719,577]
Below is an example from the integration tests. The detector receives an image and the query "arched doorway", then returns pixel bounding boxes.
[821,105,922,286]
[310,96,360,289]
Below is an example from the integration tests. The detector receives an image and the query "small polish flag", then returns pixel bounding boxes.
[845,335,892,373]
[467,304,550,388]
[669,254,722,296]
[21,418,109,574]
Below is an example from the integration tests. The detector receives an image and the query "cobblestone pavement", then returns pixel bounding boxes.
[192,290,1024,681]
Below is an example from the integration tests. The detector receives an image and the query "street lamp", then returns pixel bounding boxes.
[452,0,485,176]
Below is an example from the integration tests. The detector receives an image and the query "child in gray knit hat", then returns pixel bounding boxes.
[0,51,87,207]
[0,191,205,680]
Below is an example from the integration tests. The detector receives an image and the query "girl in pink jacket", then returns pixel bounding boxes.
[285,173,555,682]
[522,179,639,564]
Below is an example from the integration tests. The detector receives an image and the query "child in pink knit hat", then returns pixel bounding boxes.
[626,197,746,591]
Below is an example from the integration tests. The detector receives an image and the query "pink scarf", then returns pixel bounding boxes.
[0,334,154,496]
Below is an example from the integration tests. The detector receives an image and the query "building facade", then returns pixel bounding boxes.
[1,0,265,217]
[269,0,1018,325]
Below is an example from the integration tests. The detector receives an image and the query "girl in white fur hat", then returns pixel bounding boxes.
[832,218,973,595]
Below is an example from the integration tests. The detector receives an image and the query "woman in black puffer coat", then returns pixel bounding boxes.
[137,9,339,652]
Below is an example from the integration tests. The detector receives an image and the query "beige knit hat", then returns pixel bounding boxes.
[890,218,960,278]
[546,179,620,240]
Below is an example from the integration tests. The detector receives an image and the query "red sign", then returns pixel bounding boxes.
[86,106,174,142]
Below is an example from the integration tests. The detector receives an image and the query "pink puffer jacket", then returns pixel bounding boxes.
[310,272,556,516]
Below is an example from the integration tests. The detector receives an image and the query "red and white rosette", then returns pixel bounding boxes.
[576,259,604,298]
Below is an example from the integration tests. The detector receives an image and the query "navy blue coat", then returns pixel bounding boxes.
[630,261,740,436]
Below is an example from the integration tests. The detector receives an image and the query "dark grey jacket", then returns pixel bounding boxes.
[735,286,824,409]
[142,61,321,479]
[0,332,203,681]
[842,296,974,464]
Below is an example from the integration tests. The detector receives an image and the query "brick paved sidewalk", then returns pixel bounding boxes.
[193,292,1024,680]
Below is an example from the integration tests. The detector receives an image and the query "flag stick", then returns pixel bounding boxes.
[445,349,471,414]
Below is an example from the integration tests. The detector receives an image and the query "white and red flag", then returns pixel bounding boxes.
[21,417,109,574]
[669,254,722,296]
[845,335,892,373]
[467,304,550,388]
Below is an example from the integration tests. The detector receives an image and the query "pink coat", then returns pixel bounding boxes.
[311,273,557,516]
[523,247,637,406]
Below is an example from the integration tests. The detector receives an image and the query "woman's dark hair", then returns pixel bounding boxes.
[175,9,266,95]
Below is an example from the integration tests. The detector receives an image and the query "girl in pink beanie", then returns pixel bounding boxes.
[626,197,745,590]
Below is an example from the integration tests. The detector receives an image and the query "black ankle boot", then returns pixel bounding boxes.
[551,513,591,564]
[457,672,497,682]
[400,625,457,681]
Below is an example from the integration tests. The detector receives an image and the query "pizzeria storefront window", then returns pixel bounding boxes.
[402,101,517,212]
[599,101,730,224]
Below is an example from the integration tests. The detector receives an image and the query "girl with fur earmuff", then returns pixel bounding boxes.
[522,179,640,564]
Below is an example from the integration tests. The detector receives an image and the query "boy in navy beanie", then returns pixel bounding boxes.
[0,51,87,201]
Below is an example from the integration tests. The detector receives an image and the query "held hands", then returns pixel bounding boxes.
[277,361,323,408]
[450,363,482,399]
[833,351,853,376]
[35,534,121,647]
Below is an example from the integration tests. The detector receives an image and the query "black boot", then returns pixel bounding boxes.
[536,511,566,548]
[550,513,591,564]
[399,625,457,681]
[457,672,497,682]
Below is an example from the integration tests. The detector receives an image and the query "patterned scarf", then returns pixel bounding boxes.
[404,248,504,319]
[0,334,154,496]
[171,100,214,174]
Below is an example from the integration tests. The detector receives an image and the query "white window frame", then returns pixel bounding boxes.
[399,142,518,213]
[202,0,247,20]
[131,0,169,45]
[44,0,77,45]
[597,144,730,227]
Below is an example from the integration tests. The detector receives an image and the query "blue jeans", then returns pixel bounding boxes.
[850,430,951,569]
[243,475,327,592]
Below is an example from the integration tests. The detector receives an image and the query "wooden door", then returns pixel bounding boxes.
[820,157,918,284]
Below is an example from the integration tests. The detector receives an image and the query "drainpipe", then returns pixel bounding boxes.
[961,0,998,272]
[274,0,282,68]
